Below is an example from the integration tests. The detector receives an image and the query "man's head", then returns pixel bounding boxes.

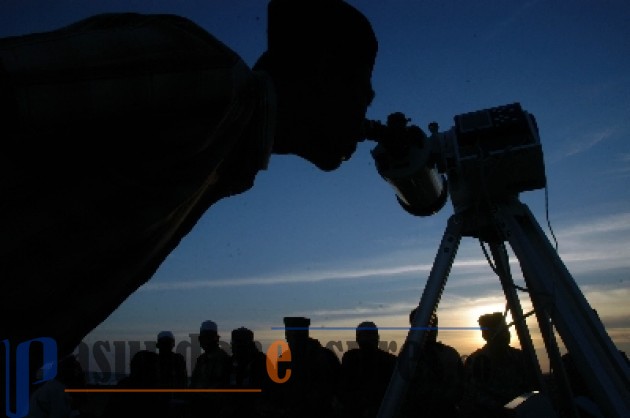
[129,350,160,387]
[157,330,175,353]
[356,321,379,351]
[283,316,310,349]
[409,308,439,343]
[198,320,220,352]
[231,327,256,360]
[254,0,378,171]
[479,312,510,346]
[56,355,85,387]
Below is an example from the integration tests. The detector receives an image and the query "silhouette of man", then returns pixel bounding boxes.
[398,308,464,418]
[0,0,379,361]
[103,350,169,418]
[220,327,277,417]
[155,331,188,418]
[277,316,341,418]
[189,320,232,417]
[156,331,188,389]
[461,312,535,418]
[338,321,396,418]
[27,355,85,418]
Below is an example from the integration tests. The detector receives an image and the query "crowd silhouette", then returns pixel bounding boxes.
[40,311,591,418]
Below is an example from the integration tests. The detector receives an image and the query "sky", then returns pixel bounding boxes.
[2,0,630,378]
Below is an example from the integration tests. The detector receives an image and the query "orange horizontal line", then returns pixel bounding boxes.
[65,389,262,393]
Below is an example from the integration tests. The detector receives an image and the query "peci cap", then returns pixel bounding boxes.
[266,0,377,71]
[157,330,174,340]
[283,316,311,328]
[200,320,218,334]
[478,312,507,329]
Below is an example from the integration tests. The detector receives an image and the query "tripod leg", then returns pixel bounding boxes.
[488,241,580,417]
[536,305,582,418]
[497,201,630,418]
[487,241,546,391]
[377,213,464,418]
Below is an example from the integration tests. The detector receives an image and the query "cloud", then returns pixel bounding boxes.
[580,287,630,324]
[564,126,616,157]
[275,210,630,329]
[135,212,628,371]
[140,210,630,341]
[143,210,630,297]
[141,257,497,292]
[299,301,414,323]
[607,152,630,178]
[558,212,630,237]
[141,263,434,291]
[552,212,630,272]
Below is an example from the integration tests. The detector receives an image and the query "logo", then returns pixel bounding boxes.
[266,340,291,384]
[3,338,58,418]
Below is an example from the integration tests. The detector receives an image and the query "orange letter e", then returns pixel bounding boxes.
[266,340,291,384]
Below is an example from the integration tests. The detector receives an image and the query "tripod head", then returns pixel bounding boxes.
[365,103,546,217]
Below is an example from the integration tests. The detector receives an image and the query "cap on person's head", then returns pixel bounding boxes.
[200,320,218,334]
[478,312,506,329]
[283,316,310,329]
[231,327,254,344]
[157,331,174,341]
[266,0,377,72]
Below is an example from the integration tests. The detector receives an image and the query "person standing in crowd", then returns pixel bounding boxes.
[103,350,169,418]
[276,316,341,418]
[156,331,188,389]
[337,321,397,418]
[221,327,277,417]
[156,331,188,417]
[397,308,464,418]
[189,320,232,417]
[461,312,536,418]
[27,355,86,418]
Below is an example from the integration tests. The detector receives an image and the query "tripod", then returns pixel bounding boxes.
[376,197,630,418]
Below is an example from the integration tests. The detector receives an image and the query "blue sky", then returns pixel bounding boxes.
[3,0,629,375]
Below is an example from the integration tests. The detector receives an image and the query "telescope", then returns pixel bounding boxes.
[364,103,630,418]
[365,102,546,221]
